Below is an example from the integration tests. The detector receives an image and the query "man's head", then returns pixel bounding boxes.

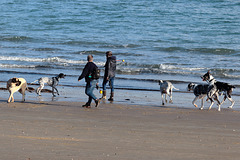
[106,51,112,58]
[87,55,93,62]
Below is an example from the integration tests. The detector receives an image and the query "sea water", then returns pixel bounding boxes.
[0,0,240,108]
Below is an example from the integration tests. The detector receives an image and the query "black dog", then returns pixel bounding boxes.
[187,83,209,110]
[201,71,235,111]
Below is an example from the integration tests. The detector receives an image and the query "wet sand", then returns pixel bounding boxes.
[0,99,240,160]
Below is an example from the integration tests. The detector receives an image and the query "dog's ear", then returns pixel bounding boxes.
[187,83,191,91]
[12,78,17,83]
[207,70,211,74]
[16,81,21,86]
[159,80,163,85]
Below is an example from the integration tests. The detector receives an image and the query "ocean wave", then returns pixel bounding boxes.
[0,64,36,68]
[61,40,103,46]
[0,56,106,69]
[131,63,205,72]
[0,56,85,64]
[32,47,62,52]
[155,47,239,55]
[0,35,33,42]
[1,56,240,81]
[71,50,143,57]
[60,40,140,49]
[117,63,240,80]
[99,43,140,49]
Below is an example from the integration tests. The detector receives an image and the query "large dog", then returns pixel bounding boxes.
[33,73,66,96]
[159,80,179,105]
[201,71,235,111]
[187,83,209,110]
[7,78,27,103]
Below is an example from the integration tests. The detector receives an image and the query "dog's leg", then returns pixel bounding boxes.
[220,93,227,105]
[192,96,199,108]
[200,97,205,110]
[37,83,44,96]
[215,94,221,111]
[165,94,168,103]
[169,89,173,104]
[52,86,59,96]
[18,84,26,102]
[21,88,26,102]
[207,90,218,111]
[20,90,26,102]
[227,97,235,109]
[217,104,221,112]
[161,93,165,105]
[8,92,14,103]
[53,86,59,95]
[51,87,55,96]
[208,98,214,110]
[7,95,11,103]
[226,94,235,109]
[200,95,206,110]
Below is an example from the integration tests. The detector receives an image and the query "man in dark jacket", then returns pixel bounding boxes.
[78,55,101,108]
[102,51,116,101]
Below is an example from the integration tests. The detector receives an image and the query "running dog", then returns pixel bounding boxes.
[187,83,209,110]
[33,73,66,96]
[159,80,179,105]
[201,71,235,111]
[7,78,27,103]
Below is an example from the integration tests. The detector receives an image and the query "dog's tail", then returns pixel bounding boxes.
[26,87,35,93]
[172,85,179,91]
[31,79,39,84]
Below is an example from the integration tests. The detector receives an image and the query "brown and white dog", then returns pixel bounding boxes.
[7,78,27,103]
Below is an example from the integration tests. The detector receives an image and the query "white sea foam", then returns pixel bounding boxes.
[0,56,108,68]
[159,64,205,71]
[0,56,86,64]
[0,64,36,68]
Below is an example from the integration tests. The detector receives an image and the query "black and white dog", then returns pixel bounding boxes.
[33,73,66,96]
[187,83,209,110]
[159,80,179,105]
[201,71,235,111]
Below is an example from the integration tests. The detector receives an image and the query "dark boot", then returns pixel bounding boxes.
[82,103,91,108]
[108,92,114,101]
[102,90,107,99]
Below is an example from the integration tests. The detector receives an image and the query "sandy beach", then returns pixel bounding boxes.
[0,96,240,160]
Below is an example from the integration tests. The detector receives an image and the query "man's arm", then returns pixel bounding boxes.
[78,63,89,81]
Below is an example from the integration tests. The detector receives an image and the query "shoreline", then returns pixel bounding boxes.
[0,82,239,111]
[0,100,240,159]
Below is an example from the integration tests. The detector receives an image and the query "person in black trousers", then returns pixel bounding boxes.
[102,51,116,101]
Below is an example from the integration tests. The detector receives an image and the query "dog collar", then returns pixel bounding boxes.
[209,79,215,83]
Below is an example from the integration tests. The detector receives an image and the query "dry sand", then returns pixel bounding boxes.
[0,99,240,160]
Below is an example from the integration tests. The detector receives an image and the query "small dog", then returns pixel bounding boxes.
[33,73,66,96]
[159,80,179,105]
[7,78,27,103]
[201,71,235,111]
[187,83,209,110]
